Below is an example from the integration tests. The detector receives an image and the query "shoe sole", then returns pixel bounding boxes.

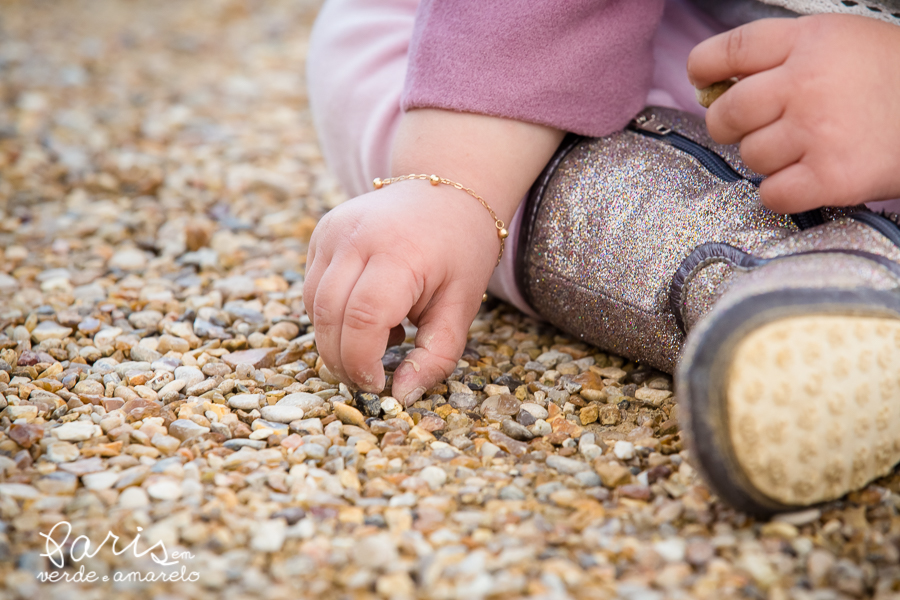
[679,288,900,515]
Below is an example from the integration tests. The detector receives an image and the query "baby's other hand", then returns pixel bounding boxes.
[303,181,499,406]
[688,14,900,213]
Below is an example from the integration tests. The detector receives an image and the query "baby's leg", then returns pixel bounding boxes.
[307,0,418,199]
[307,0,534,314]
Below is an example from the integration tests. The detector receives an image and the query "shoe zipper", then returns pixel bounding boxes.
[629,114,830,230]
[629,115,764,187]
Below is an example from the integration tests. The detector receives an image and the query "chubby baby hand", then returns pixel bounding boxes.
[688,14,900,213]
[302,181,500,406]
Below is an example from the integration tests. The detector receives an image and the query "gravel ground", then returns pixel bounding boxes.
[2,2,900,599]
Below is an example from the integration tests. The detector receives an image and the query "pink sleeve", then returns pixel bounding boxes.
[401,0,666,137]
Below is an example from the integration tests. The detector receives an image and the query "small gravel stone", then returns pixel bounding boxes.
[119,487,150,509]
[251,519,288,552]
[147,478,182,501]
[82,470,120,491]
[53,421,97,442]
[614,441,635,460]
[448,393,478,411]
[278,392,325,411]
[333,403,366,426]
[546,454,590,475]
[228,393,263,410]
[224,348,278,369]
[500,419,534,441]
[260,405,305,423]
[46,442,80,462]
[419,466,447,490]
[355,392,382,418]
[31,321,73,342]
[168,419,210,441]
[380,396,402,418]
[174,366,205,388]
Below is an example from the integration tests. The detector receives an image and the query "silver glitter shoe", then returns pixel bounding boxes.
[517,106,900,514]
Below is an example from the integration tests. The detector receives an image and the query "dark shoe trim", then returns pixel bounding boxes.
[852,211,900,249]
[516,133,584,310]
[669,243,771,333]
[670,243,900,334]
[678,286,900,516]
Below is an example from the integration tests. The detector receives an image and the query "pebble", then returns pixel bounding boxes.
[500,419,534,441]
[0,483,40,499]
[82,470,120,490]
[614,441,635,460]
[46,442,80,462]
[8,423,43,448]
[36,472,78,495]
[520,403,548,420]
[151,433,182,454]
[419,466,447,490]
[30,321,73,342]
[333,403,366,426]
[168,419,210,441]
[109,248,148,270]
[355,392,382,418]
[174,366,205,388]
[448,393,478,411]
[228,393,263,410]
[250,519,288,552]
[147,478,183,500]
[128,310,164,329]
[268,321,300,340]
[5,405,39,420]
[157,335,191,353]
[260,405,305,423]
[546,454,590,475]
[634,387,672,407]
[380,396,402,418]
[53,421,97,442]
[278,392,325,411]
[119,487,150,509]
[224,348,278,369]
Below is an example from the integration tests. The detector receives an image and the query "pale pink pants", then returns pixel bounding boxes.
[306,0,900,314]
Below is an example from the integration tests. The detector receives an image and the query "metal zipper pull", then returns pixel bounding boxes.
[632,114,672,136]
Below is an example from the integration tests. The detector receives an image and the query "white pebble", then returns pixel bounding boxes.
[614,441,635,461]
[419,466,447,490]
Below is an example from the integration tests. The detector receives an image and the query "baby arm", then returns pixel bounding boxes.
[687,14,900,213]
[303,109,563,405]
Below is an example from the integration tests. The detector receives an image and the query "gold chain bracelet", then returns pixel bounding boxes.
[373,174,508,265]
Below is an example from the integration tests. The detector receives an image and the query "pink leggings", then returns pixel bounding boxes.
[306,0,900,314]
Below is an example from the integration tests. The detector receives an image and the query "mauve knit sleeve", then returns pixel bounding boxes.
[401,0,666,137]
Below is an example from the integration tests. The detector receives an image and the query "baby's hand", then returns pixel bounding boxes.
[303,181,499,405]
[688,15,900,213]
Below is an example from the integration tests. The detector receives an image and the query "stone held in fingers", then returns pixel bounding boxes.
[695,78,737,108]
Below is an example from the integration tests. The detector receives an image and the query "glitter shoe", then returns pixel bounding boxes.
[516,106,798,373]
[517,106,900,514]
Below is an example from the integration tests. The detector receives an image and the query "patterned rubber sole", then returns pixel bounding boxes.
[726,315,900,506]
